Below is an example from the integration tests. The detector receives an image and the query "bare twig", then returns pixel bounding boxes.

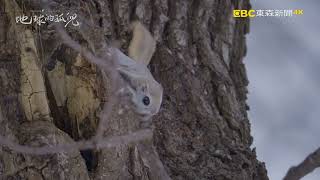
[0,129,152,155]
[284,147,320,180]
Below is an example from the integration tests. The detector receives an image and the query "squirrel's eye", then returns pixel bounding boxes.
[142,96,150,106]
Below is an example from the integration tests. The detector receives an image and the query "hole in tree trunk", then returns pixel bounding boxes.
[80,150,98,172]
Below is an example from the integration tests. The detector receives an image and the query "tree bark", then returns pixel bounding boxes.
[0,0,268,179]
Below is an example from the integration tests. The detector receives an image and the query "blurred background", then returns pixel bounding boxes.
[246,0,320,179]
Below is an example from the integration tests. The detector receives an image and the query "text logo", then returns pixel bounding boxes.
[233,10,256,18]
[293,9,303,15]
[233,9,304,18]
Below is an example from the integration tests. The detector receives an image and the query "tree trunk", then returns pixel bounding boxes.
[0,0,268,179]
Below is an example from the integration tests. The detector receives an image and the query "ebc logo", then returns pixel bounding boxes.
[233,10,256,18]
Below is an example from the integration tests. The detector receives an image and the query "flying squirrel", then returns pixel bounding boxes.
[115,21,163,120]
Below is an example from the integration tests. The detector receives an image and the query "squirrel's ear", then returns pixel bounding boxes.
[128,21,156,65]
[115,49,148,79]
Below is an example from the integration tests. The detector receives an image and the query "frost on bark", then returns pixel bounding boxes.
[0,0,268,180]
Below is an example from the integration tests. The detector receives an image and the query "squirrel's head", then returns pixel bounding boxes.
[125,71,163,118]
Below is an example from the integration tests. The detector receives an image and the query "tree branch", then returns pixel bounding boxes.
[284,147,320,180]
[0,129,152,155]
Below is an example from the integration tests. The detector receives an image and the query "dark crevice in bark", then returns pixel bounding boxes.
[108,0,119,40]
[80,149,98,173]
[92,0,103,28]
[129,0,138,21]
[43,73,63,127]
[149,0,156,34]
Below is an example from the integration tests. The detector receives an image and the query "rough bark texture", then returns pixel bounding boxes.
[0,0,269,179]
